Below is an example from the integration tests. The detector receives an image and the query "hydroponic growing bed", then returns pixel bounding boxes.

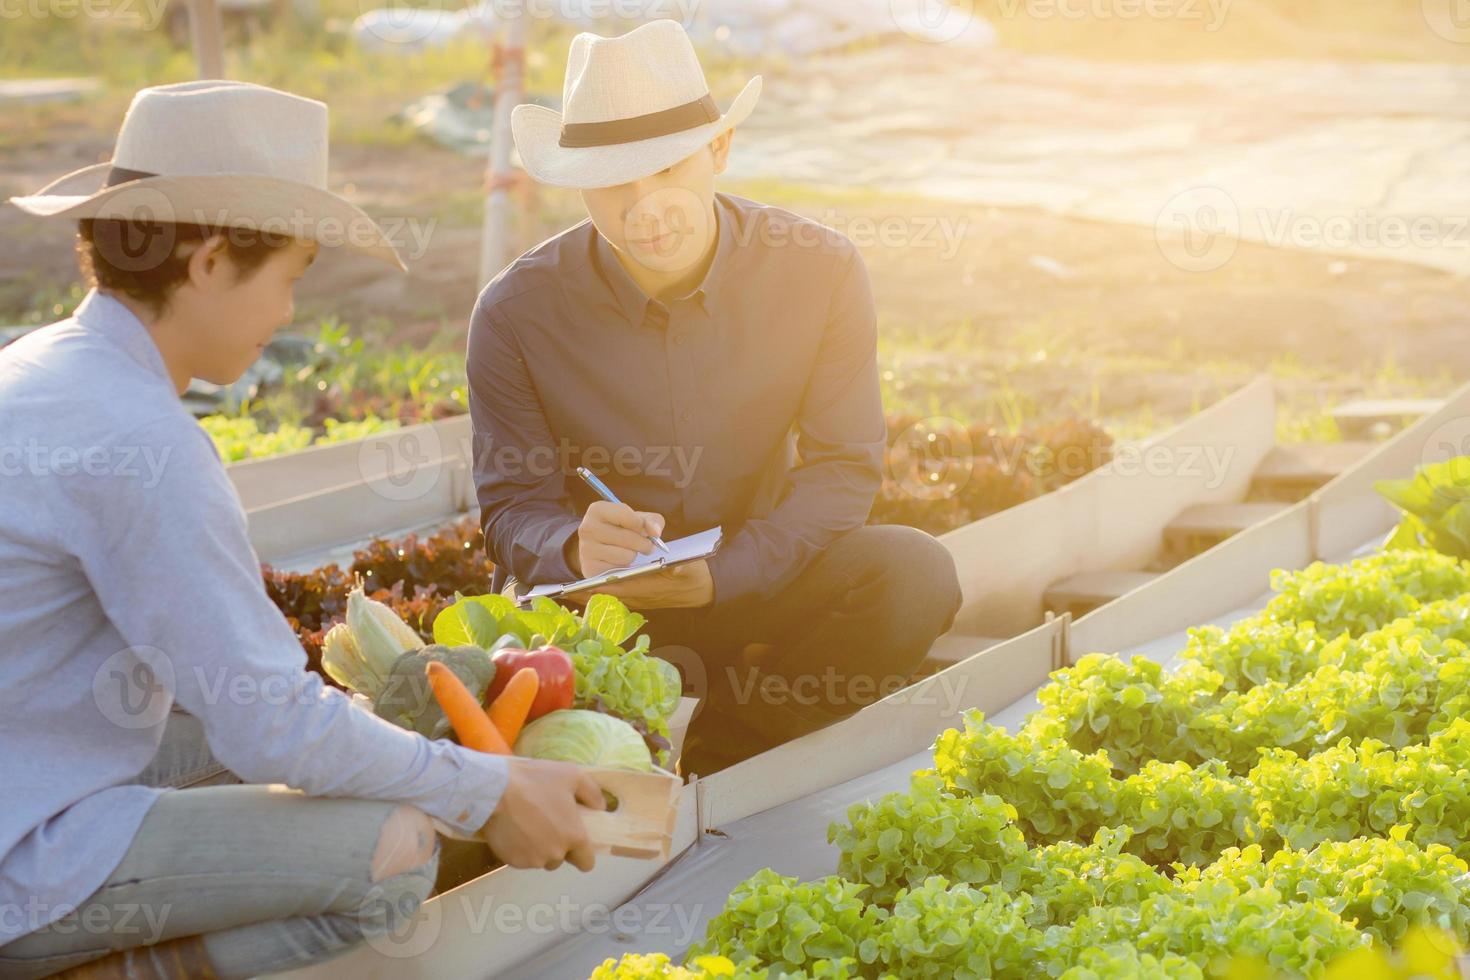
[549,546,1470,978]
[274,377,1470,979]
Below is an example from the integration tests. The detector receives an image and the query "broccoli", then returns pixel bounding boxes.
[374,644,496,739]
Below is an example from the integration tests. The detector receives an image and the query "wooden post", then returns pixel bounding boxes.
[478,15,527,287]
[188,0,226,79]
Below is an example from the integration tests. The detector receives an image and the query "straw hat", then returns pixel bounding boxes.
[512,19,762,190]
[10,81,405,270]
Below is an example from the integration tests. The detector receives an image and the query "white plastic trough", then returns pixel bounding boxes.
[230,415,475,568]
[941,374,1277,638]
[244,376,1275,597]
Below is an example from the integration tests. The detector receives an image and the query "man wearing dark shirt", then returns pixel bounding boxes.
[469,20,962,773]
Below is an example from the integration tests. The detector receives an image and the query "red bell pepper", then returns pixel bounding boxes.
[483,644,575,722]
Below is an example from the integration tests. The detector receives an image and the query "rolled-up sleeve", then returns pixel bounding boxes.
[467,299,580,586]
[705,246,885,606]
[74,419,507,836]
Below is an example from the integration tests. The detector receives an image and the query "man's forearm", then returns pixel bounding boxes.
[706,452,881,606]
[483,502,582,585]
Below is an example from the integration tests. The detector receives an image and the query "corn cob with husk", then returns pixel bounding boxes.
[321,581,425,698]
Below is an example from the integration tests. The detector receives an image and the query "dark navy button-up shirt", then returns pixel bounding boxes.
[467,192,884,607]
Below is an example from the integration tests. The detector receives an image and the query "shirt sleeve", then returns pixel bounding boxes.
[71,417,507,836]
[706,245,886,606]
[467,300,581,586]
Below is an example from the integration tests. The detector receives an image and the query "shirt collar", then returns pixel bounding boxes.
[592,193,736,325]
[73,289,176,391]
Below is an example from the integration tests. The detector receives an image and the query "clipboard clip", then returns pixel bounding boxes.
[514,557,669,607]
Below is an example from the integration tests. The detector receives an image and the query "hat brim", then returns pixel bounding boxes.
[10,166,407,271]
[511,75,762,190]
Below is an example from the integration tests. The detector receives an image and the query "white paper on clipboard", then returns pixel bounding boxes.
[520,526,723,603]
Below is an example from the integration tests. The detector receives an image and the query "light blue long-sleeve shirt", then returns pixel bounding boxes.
[0,290,507,944]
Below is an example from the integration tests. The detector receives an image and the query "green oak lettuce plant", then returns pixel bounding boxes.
[829,776,1028,906]
[1376,457,1470,560]
[874,877,1036,980]
[1191,829,1470,948]
[1263,550,1470,639]
[597,549,1470,979]
[928,712,1120,845]
[685,870,886,974]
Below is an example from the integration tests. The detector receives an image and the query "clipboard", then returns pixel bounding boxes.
[519,526,722,604]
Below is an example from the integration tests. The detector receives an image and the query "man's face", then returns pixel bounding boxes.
[173,238,317,385]
[581,132,730,277]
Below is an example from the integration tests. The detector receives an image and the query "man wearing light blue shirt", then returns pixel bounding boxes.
[0,82,601,979]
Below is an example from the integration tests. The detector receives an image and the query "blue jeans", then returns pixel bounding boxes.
[0,710,438,979]
[640,524,962,773]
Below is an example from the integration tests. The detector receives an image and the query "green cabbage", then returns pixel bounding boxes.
[514,709,653,772]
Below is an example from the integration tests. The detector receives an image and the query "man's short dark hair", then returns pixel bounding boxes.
[76,218,294,315]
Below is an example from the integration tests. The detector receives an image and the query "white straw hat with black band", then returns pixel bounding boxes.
[511,19,762,190]
[9,80,406,270]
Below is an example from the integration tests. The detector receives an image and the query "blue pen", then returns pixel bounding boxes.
[575,466,670,554]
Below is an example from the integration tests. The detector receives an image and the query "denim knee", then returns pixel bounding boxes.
[354,845,439,939]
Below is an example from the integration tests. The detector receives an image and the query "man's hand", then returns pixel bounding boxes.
[569,559,714,610]
[478,757,606,871]
[571,500,666,578]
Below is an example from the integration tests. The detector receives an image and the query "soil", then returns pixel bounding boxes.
[4,53,1468,426]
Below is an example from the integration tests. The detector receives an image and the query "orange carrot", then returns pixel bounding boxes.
[426,662,510,754]
[488,667,540,746]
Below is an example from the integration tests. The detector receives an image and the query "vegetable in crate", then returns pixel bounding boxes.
[434,592,683,753]
[514,709,654,772]
[374,644,496,739]
[319,584,425,697]
[425,660,510,753]
[319,623,371,694]
[488,667,539,745]
[571,633,682,740]
[484,643,575,722]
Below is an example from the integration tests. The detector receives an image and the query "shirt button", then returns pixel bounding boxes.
[673,333,686,346]
[680,409,692,423]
